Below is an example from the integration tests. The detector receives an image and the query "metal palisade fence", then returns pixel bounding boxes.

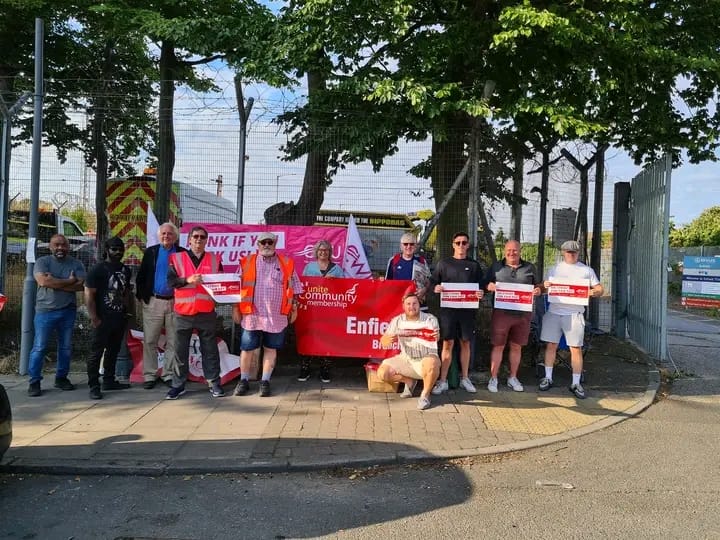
[625,155,672,361]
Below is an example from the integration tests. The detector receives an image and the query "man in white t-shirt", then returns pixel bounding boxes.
[540,240,603,399]
[377,292,441,410]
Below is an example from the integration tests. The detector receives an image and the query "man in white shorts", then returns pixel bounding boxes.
[540,240,604,399]
[377,292,441,410]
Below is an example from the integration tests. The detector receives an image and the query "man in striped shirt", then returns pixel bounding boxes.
[376,292,441,410]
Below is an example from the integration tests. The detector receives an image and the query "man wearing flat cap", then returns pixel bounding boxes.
[539,240,603,399]
[232,232,303,397]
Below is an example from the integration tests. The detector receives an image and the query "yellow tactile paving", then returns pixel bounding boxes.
[477,397,623,435]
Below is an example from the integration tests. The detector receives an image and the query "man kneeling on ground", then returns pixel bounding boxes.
[377,292,441,410]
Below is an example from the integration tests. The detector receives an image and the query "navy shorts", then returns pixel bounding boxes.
[439,308,476,341]
[240,328,287,351]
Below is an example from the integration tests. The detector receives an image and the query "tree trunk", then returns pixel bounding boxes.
[431,124,468,261]
[155,40,177,224]
[510,151,523,241]
[264,69,329,225]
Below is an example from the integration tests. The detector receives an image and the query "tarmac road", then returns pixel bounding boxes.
[0,310,717,539]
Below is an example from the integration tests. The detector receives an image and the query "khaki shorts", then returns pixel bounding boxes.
[381,353,435,379]
[540,312,585,347]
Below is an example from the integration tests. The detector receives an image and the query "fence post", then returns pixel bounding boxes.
[612,182,630,338]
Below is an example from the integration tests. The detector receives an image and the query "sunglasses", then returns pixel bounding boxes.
[454,240,469,246]
[259,240,275,246]
[402,243,416,246]
[108,246,124,251]
[191,234,207,239]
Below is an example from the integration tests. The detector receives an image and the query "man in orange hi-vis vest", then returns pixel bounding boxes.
[165,225,225,400]
[232,231,303,397]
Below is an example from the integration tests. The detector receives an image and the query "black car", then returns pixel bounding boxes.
[0,382,12,461]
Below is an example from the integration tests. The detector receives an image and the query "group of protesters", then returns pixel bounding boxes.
[26,223,602,410]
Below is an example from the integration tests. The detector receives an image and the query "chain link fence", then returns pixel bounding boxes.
[1,95,621,363]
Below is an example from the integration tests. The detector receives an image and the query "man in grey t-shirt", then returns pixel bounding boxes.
[27,234,86,397]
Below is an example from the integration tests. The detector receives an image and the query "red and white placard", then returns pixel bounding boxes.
[440,283,480,309]
[201,273,242,304]
[396,322,439,349]
[547,277,590,306]
[493,282,534,312]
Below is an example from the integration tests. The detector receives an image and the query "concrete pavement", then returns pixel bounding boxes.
[0,333,658,475]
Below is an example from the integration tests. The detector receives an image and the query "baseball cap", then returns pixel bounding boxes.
[561,240,581,252]
[257,232,277,243]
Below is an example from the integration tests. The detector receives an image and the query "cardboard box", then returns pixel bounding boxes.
[364,362,399,393]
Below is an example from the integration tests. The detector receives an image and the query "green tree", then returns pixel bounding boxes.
[671,207,720,247]
[92,0,275,223]
[271,1,720,254]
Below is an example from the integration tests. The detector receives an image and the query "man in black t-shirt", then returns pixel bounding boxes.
[429,231,484,395]
[84,237,134,400]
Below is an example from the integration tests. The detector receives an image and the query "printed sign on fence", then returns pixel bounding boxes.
[440,283,481,309]
[493,282,534,312]
[547,278,590,306]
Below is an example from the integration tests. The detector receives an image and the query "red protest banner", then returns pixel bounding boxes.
[295,277,412,358]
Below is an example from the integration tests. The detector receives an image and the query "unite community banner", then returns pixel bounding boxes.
[180,223,348,274]
[295,277,414,358]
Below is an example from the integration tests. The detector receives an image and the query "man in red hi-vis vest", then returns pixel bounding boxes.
[232,231,303,397]
[165,225,225,400]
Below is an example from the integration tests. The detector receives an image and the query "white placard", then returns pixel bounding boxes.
[547,277,590,306]
[26,237,36,263]
[440,282,480,309]
[201,273,242,304]
[493,282,534,312]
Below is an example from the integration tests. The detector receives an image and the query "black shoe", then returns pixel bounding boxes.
[210,380,225,398]
[102,381,131,391]
[260,380,271,397]
[297,366,311,382]
[28,381,41,397]
[54,377,76,391]
[165,385,186,400]
[233,379,250,396]
[143,380,156,390]
[89,386,103,400]
[319,367,331,384]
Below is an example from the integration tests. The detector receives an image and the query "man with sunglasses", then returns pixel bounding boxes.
[429,231,485,395]
[484,240,542,393]
[84,237,134,400]
[385,232,431,311]
[540,240,603,399]
[166,226,225,399]
[232,232,303,397]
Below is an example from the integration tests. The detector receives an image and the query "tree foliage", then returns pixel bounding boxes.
[670,207,720,247]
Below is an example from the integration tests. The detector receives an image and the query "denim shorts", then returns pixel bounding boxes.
[240,328,287,351]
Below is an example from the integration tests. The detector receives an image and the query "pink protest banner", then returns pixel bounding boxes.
[493,282,534,312]
[295,277,412,358]
[547,278,590,306]
[180,223,347,274]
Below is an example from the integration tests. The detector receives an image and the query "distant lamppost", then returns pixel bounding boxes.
[275,173,301,203]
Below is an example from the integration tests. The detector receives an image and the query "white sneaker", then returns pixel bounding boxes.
[401,380,417,398]
[507,377,524,392]
[459,377,477,393]
[487,377,498,393]
[431,380,449,395]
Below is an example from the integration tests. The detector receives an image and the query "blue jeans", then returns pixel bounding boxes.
[28,306,77,384]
